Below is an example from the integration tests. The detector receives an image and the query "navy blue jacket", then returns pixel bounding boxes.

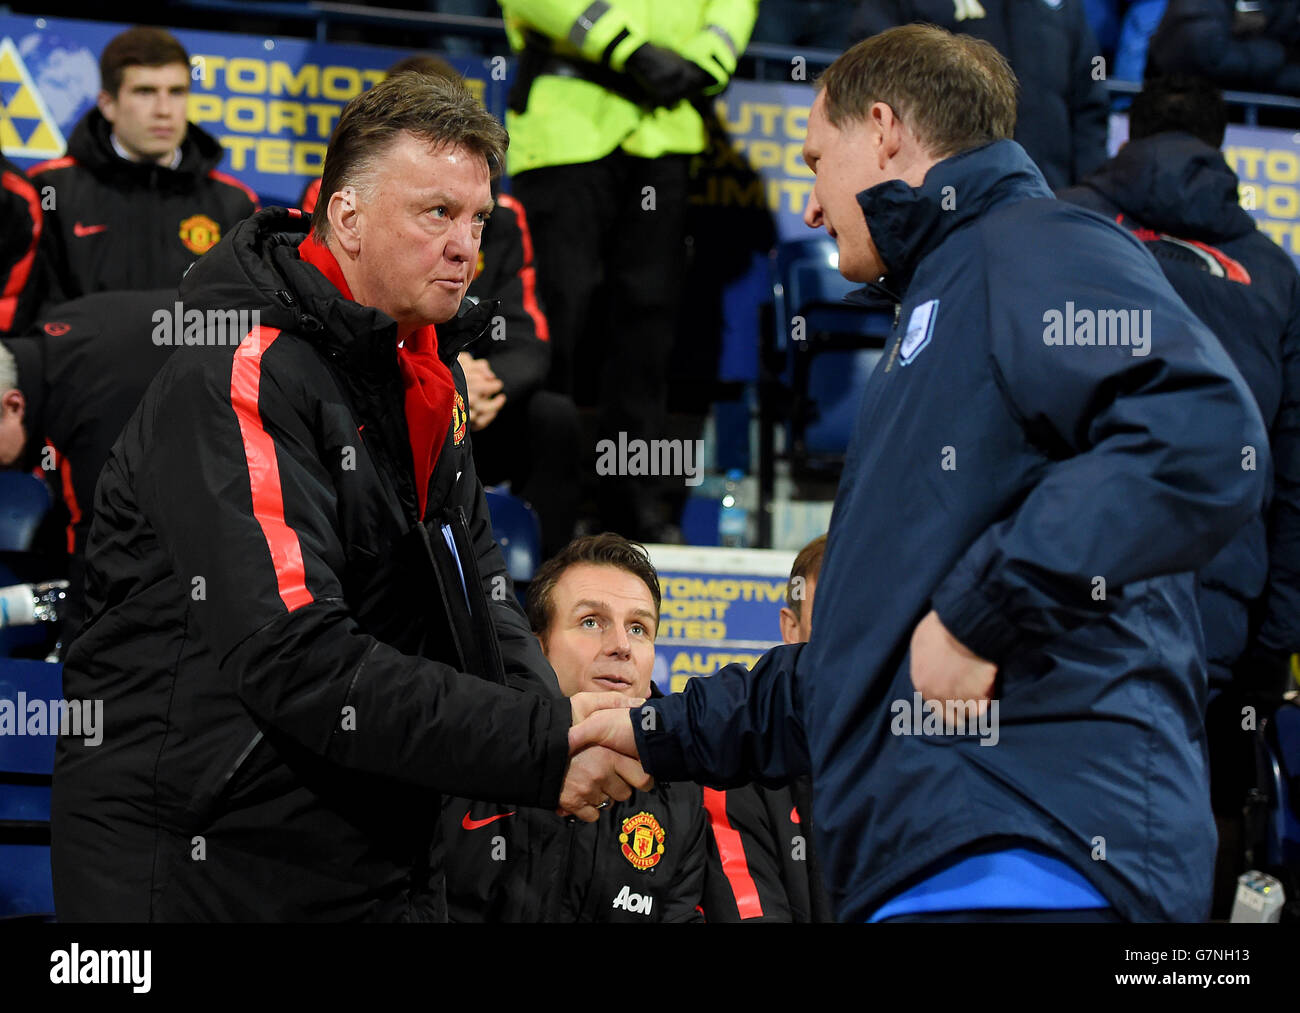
[633,140,1268,922]
[1061,131,1300,687]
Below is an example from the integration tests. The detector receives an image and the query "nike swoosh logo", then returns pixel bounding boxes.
[462,810,515,830]
[73,222,107,237]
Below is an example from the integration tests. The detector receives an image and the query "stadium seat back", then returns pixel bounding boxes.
[484,488,543,585]
[773,237,881,350]
[0,473,51,552]
[769,237,892,468]
[1266,700,1300,870]
[0,659,60,920]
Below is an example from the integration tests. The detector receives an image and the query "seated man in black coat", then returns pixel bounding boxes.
[0,289,178,639]
[442,533,711,922]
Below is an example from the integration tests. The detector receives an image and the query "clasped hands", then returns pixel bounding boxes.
[557,691,648,822]
[555,611,995,821]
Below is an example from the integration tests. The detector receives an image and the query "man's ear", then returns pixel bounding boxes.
[96,89,117,124]
[871,101,904,165]
[2,389,26,423]
[534,630,548,658]
[328,186,363,256]
[779,606,801,646]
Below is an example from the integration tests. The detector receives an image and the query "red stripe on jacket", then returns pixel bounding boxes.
[0,170,42,331]
[42,441,79,555]
[1116,213,1252,284]
[26,155,76,175]
[209,168,260,208]
[230,325,314,611]
[497,192,550,342]
[702,787,764,919]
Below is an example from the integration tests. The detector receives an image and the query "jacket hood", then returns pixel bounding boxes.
[177,207,497,361]
[1074,132,1256,242]
[68,107,229,189]
[856,139,1052,298]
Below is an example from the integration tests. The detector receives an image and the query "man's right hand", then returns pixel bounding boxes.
[558,744,653,822]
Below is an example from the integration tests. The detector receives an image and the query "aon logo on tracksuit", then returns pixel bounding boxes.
[612,885,653,916]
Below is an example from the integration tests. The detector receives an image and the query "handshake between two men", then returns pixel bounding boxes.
[559,691,647,821]
[557,605,1003,821]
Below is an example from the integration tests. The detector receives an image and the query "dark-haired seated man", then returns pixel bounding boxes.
[441,533,710,921]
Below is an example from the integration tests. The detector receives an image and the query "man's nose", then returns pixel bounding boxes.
[604,624,632,657]
[803,191,824,230]
[443,220,475,262]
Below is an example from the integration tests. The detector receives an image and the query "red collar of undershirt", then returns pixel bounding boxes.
[297,231,453,521]
[298,230,354,300]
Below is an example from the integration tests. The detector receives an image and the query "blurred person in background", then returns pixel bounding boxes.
[29,26,258,305]
[702,533,832,923]
[1060,74,1300,914]
[0,151,43,336]
[0,289,177,641]
[1147,0,1300,95]
[499,0,758,541]
[851,0,1108,190]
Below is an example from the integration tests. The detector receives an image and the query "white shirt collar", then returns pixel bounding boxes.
[110,132,182,170]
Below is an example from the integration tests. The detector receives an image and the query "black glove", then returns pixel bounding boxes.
[625,43,714,107]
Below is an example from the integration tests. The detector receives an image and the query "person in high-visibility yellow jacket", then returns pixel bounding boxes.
[499,0,758,541]
[501,0,758,173]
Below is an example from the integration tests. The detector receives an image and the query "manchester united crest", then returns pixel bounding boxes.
[619,811,665,871]
[178,214,221,255]
[452,390,468,445]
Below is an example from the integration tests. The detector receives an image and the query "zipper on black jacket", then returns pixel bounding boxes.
[186,730,264,833]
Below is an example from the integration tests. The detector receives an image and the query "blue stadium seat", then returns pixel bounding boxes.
[484,487,542,587]
[759,237,893,540]
[769,238,893,464]
[1264,700,1300,874]
[0,472,51,552]
[0,659,60,920]
[772,236,878,358]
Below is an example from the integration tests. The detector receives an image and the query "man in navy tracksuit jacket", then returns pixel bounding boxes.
[572,25,1269,922]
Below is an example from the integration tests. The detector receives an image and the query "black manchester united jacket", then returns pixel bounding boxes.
[29,109,258,304]
[52,207,572,922]
[443,690,710,922]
